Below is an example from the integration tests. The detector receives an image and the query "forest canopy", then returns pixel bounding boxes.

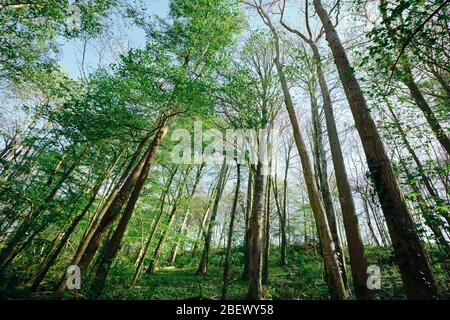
[0,0,449,301]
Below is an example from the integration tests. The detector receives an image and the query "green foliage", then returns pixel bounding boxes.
[1,0,449,302]
[2,244,448,300]
[0,0,117,82]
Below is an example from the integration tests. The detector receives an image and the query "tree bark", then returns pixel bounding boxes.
[309,80,349,292]
[146,167,191,274]
[313,0,438,299]
[131,166,179,284]
[401,64,450,156]
[246,160,265,300]
[88,122,169,299]
[30,177,104,291]
[221,164,241,299]
[257,7,349,299]
[242,167,253,279]
[308,41,373,298]
[197,159,229,275]
[168,164,204,264]
[52,123,157,298]
[0,145,89,274]
[262,173,271,286]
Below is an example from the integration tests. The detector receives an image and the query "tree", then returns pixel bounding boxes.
[221,163,241,299]
[250,1,349,299]
[279,0,371,299]
[313,0,438,299]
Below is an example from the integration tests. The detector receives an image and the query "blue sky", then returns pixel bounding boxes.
[59,0,170,78]
[57,0,330,79]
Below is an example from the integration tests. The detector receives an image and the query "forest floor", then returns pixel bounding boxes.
[1,245,449,300]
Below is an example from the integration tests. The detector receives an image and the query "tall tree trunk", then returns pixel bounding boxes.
[30,147,124,291]
[30,179,103,291]
[257,8,349,299]
[246,160,265,300]
[242,167,253,279]
[197,159,229,275]
[309,81,349,292]
[0,145,89,274]
[262,173,271,286]
[363,200,382,247]
[387,131,450,254]
[401,64,450,156]
[146,167,191,274]
[385,100,449,226]
[168,164,204,264]
[280,6,373,295]
[88,122,169,299]
[272,172,287,267]
[313,0,438,299]
[368,198,390,247]
[52,124,156,298]
[308,41,373,300]
[192,204,212,256]
[308,41,372,299]
[279,144,291,266]
[221,164,241,299]
[131,166,179,284]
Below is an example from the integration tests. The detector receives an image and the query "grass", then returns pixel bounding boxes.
[1,244,448,300]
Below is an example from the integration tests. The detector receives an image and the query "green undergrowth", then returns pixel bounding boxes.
[1,244,448,300]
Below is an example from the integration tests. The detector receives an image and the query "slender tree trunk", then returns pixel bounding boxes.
[192,205,212,256]
[30,148,125,291]
[131,166,179,284]
[221,164,241,299]
[167,208,190,263]
[387,131,450,254]
[280,146,291,266]
[88,122,169,299]
[308,41,373,299]
[1,119,50,169]
[262,173,271,286]
[309,82,349,292]
[401,64,450,155]
[368,198,390,247]
[363,200,381,247]
[246,160,265,300]
[168,164,204,264]
[409,181,450,255]
[258,8,349,299]
[197,159,229,275]
[146,167,191,274]
[52,125,154,298]
[46,151,69,186]
[30,181,102,291]
[242,167,253,279]
[428,65,450,100]
[0,145,89,274]
[385,100,449,225]
[272,173,287,266]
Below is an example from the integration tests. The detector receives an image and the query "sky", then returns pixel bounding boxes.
[59,0,170,78]
[57,0,339,79]
[0,0,400,244]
